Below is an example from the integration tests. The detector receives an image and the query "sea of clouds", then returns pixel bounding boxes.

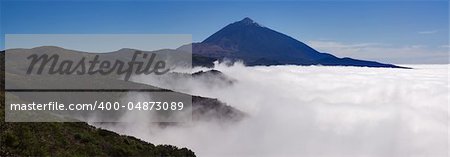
[96,63,448,157]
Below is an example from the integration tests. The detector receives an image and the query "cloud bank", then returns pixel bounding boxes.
[97,63,448,157]
[307,40,449,64]
[418,30,438,34]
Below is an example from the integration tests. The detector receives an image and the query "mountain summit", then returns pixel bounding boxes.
[238,17,259,25]
[193,17,404,68]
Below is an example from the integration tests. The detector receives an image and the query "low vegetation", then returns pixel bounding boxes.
[0,52,196,157]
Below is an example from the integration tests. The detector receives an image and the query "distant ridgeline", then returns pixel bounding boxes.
[184,17,408,68]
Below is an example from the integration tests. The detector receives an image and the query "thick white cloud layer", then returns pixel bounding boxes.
[97,63,449,157]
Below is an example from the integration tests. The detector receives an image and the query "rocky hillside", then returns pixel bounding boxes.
[0,51,195,156]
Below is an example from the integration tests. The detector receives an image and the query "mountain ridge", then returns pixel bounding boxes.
[193,17,407,68]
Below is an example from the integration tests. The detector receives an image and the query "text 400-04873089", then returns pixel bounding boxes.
[97,101,184,111]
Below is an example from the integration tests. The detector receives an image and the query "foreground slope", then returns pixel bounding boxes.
[0,53,195,156]
[1,48,244,156]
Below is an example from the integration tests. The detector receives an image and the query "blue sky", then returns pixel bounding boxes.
[1,0,448,63]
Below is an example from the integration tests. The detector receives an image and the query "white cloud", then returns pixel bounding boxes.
[96,63,449,157]
[418,30,438,34]
[306,40,448,64]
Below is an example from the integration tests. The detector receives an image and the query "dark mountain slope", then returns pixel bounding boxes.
[201,17,324,61]
[193,17,406,68]
[1,47,245,156]
[0,51,194,156]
